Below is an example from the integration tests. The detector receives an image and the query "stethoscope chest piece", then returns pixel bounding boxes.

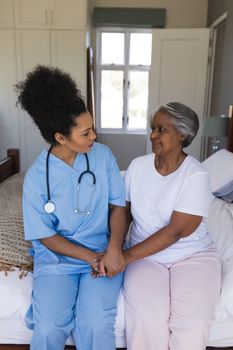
[44,201,56,214]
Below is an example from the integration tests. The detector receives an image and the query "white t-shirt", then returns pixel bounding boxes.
[124,153,214,264]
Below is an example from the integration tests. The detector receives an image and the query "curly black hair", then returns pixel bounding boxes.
[15,65,87,144]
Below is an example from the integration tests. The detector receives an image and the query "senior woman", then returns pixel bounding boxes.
[123,102,221,350]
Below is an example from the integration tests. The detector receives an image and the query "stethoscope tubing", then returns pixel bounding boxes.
[78,154,96,185]
[44,145,96,214]
[46,145,53,204]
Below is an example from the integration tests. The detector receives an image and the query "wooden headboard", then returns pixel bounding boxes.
[0,149,20,184]
[227,116,233,153]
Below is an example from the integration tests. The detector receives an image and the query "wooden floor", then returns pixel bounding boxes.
[0,347,77,350]
[0,347,79,350]
[0,346,233,350]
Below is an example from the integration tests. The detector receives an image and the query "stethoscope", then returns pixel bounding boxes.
[44,145,96,215]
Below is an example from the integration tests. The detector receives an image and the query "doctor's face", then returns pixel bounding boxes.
[150,111,183,156]
[64,112,96,154]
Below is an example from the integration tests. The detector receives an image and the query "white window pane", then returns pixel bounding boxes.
[128,71,149,130]
[101,33,124,65]
[129,33,152,65]
[101,70,123,129]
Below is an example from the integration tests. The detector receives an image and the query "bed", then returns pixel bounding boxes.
[0,147,233,350]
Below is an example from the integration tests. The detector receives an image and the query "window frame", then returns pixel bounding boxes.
[95,27,152,135]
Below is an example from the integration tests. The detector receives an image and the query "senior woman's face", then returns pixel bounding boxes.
[150,111,183,156]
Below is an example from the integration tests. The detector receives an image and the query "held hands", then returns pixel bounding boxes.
[90,252,104,275]
[91,248,126,278]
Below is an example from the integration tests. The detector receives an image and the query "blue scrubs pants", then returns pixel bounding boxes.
[26,272,123,350]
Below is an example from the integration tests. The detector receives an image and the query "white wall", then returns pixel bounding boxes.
[91,0,208,28]
[90,0,209,169]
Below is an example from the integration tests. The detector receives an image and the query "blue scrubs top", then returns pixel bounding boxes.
[23,142,125,278]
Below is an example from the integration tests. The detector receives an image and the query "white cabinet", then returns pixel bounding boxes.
[0,0,88,170]
[50,31,86,93]
[14,0,87,29]
[0,30,18,159]
[15,30,51,170]
[50,0,87,29]
[14,0,50,29]
[15,30,87,170]
[15,30,51,74]
[0,0,14,28]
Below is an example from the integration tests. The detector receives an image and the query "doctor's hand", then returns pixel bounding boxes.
[99,248,126,278]
[88,252,104,277]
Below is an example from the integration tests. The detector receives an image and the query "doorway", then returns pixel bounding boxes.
[205,12,227,117]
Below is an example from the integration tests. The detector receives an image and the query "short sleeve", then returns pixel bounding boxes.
[174,171,213,217]
[107,151,125,207]
[124,161,134,202]
[23,180,56,241]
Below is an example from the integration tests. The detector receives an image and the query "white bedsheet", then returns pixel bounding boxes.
[0,269,125,347]
[0,268,233,348]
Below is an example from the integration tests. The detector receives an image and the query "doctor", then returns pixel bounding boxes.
[16,65,126,350]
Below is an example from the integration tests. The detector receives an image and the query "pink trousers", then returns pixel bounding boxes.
[123,250,221,350]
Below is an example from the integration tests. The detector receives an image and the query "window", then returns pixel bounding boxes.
[96,28,152,133]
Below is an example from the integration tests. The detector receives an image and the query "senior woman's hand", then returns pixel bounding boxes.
[121,211,203,264]
[122,249,135,265]
[98,248,126,278]
[91,248,126,278]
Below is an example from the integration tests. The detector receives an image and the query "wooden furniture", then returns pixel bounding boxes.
[227,116,233,152]
[0,345,76,350]
[0,148,19,183]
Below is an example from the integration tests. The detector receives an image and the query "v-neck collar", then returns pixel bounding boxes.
[42,149,84,174]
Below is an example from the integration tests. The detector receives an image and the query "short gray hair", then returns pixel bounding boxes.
[155,102,199,147]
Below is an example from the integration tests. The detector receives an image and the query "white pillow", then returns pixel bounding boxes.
[207,197,233,263]
[207,198,233,315]
[202,149,233,201]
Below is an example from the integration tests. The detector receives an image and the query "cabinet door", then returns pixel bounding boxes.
[0,0,14,28]
[50,30,86,98]
[14,0,87,29]
[0,30,18,159]
[147,28,210,160]
[14,0,50,28]
[50,0,87,29]
[15,30,50,170]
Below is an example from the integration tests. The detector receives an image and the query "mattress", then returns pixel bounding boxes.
[0,269,126,347]
[1,269,233,348]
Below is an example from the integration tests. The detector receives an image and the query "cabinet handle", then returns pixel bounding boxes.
[50,10,54,25]
[45,11,48,24]
[228,105,233,118]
